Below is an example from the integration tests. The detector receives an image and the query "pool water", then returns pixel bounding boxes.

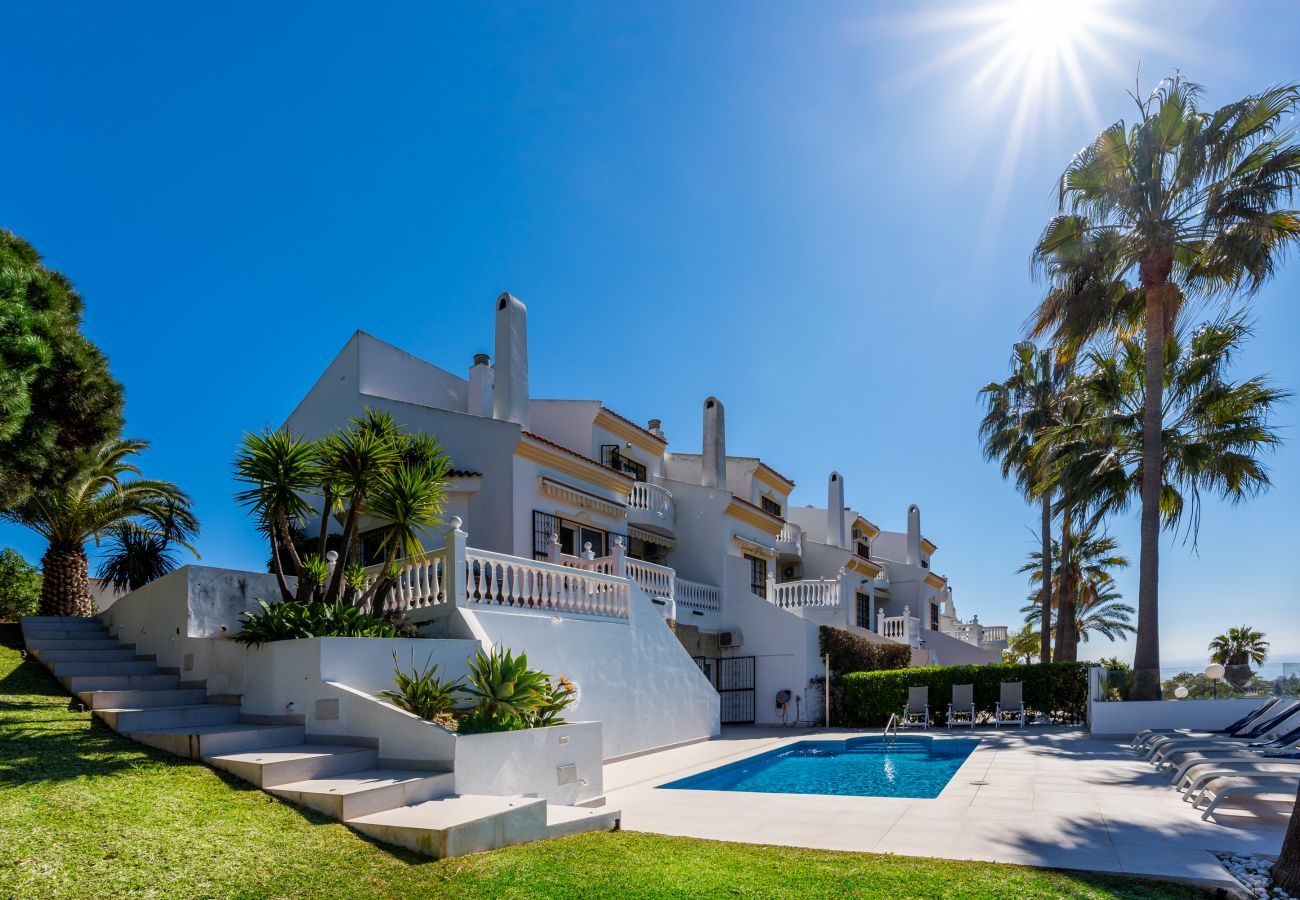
[659,736,980,799]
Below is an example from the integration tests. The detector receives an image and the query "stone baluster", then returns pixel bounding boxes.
[443,517,467,605]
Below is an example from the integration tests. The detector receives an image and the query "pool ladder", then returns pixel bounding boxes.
[883,713,899,749]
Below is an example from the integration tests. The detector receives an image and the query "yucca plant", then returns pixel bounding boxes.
[378,650,464,725]
[296,553,332,603]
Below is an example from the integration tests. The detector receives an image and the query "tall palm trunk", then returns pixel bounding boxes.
[39,546,92,617]
[1277,794,1300,894]
[1132,273,1172,700]
[1056,495,1078,662]
[1039,490,1053,663]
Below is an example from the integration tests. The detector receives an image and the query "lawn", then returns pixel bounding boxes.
[0,624,1208,899]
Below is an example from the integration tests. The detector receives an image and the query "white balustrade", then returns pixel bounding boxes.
[629,482,674,522]
[362,555,447,615]
[465,548,629,619]
[675,577,722,613]
[879,606,920,647]
[777,522,802,549]
[769,576,841,609]
[981,625,1008,644]
[624,558,675,601]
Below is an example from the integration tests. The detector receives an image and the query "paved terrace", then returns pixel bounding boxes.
[603,727,1293,891]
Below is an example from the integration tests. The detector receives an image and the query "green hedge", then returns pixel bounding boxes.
[839,662,1091,727]
[819,625,912,676]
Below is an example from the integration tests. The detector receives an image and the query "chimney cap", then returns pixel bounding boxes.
[473,353,491,366]
[647,418,661,430]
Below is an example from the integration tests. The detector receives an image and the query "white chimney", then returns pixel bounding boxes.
[906,504,922,566]
[827,472,845,548]
[702,397,726,489]
[468,353,493,417]
[492,293,529,429]
[647,418,664,440]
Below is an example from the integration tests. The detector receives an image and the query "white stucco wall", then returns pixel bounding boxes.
[454,721,603,805]
[459,585,719,761]
[1090,697,1265,737]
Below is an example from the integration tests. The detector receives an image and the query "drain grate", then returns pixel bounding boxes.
[969,780,990,786]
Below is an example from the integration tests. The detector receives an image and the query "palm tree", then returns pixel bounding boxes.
[1208,625,1269,667]
[232,429,318,603]
[1019,525,1132,650]
[357,462,449,613]
[96,515,195,592]
[1046,317,1285,552]
[1,439,199,616]
[980,342,1073,663]
[1030,75,1300,698]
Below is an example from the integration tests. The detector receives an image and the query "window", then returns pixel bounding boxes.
[359,526,392,567]
[531,510,621,560]
[856,592,871,629]
[745,554,767,598]
[856,541,871,560]
[600,444,647,481]
[930,602,940,631]
[760,495,782,517]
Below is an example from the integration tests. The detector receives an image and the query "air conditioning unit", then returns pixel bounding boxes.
[719,630,743,649]
[782,565,796,580]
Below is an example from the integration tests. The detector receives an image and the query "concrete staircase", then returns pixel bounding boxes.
[21,616,619,857]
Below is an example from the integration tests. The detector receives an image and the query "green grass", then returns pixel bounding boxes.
[0,624,1207,899]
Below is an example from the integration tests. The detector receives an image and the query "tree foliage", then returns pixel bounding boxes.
[0,547,42,621]
[0,230,124,510]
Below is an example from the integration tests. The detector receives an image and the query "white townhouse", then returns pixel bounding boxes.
[284,293,1006,726]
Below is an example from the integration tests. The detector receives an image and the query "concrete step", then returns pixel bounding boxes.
[97,703,239,732]
[61,673,182,693]
[270,770,455,820]
[127,723,306,758]
[22,629,112,642]
[21,616,102,628]
[37,648,138,663]
[347,795,547,859]
[205,744,380,788]
[545,804,621,839]
[27,638,122,654]
[49,659,157,677]
[79,688,208,710]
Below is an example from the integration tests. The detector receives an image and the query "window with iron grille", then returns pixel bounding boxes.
[930,602,940,630]
[760,495,781,517]
[359,526,393,567]
[745,553,767,598]
[856,541,871,559]
[856,592,871,629]
[532,511,559,560]
[600,444,647,481]
[532,510,623,561]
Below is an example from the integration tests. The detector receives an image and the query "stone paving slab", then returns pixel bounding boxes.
[603,726,1288,891]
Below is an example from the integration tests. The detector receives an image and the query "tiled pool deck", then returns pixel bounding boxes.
[603,727,1293,890]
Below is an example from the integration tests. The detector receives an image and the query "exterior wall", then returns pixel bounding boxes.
[454,722,603,806]
[458,584,719,761]
[919,628,1002,665]
[357,331,470,412]
[528,399,602,458]
[720,554,822,725]
[1090,697,1264,738]
[668,621,721,658]
[509,453,630,560]
[657,477,730,586]
[664,453,703,486]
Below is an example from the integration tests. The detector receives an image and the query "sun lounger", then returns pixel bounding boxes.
[1144,704,1300,763]
[1178,759,1300,797]
[901,686,930,730]
[995,681,1026,728]
[1189,770,1300,820]
[1167,725,1300,784]
[1130,697,1281,750]
[947,684,975,730]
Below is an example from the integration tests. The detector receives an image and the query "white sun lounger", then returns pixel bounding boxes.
[901,686,930,730]
[995,681,1025,728]
[1130,698,1282,750]
[1190,771,1300,821]
[1178,760,1300,798]
[1170,747,1300,787]
[1145,707,1300,765]
[947,683,975,730]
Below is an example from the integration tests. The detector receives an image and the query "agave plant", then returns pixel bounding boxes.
[378,650,464,724]
[232,598,398,645]
[532,674,578,727]
[461,645,549,730]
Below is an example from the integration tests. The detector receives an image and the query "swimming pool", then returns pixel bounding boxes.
[658,736,980,799]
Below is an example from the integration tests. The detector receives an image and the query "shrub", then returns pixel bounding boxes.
[458,646,578,734]
[0,548,41,621]
[840,661,1091,727]
[232,598,398,645]
[532,674,578,727]
[819,626,912,676]
[378,650,463,726]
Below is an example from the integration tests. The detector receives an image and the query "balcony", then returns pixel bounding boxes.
[628,481,675,533]
[775,521,802,557]
[769,576,840,610]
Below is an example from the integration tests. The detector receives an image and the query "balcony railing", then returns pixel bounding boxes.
[879,607,920,647]
[980,625,1008,644]
[776,521,802,551]
[675,577,721,612]
[466,547,629,618]
[629,481,674,525]
[769,576,840,609]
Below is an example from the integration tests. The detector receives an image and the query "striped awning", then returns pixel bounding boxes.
[629,525,675,550]
[731,533,777,558]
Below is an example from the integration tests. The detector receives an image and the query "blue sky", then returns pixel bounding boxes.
[2,1,1297,666]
